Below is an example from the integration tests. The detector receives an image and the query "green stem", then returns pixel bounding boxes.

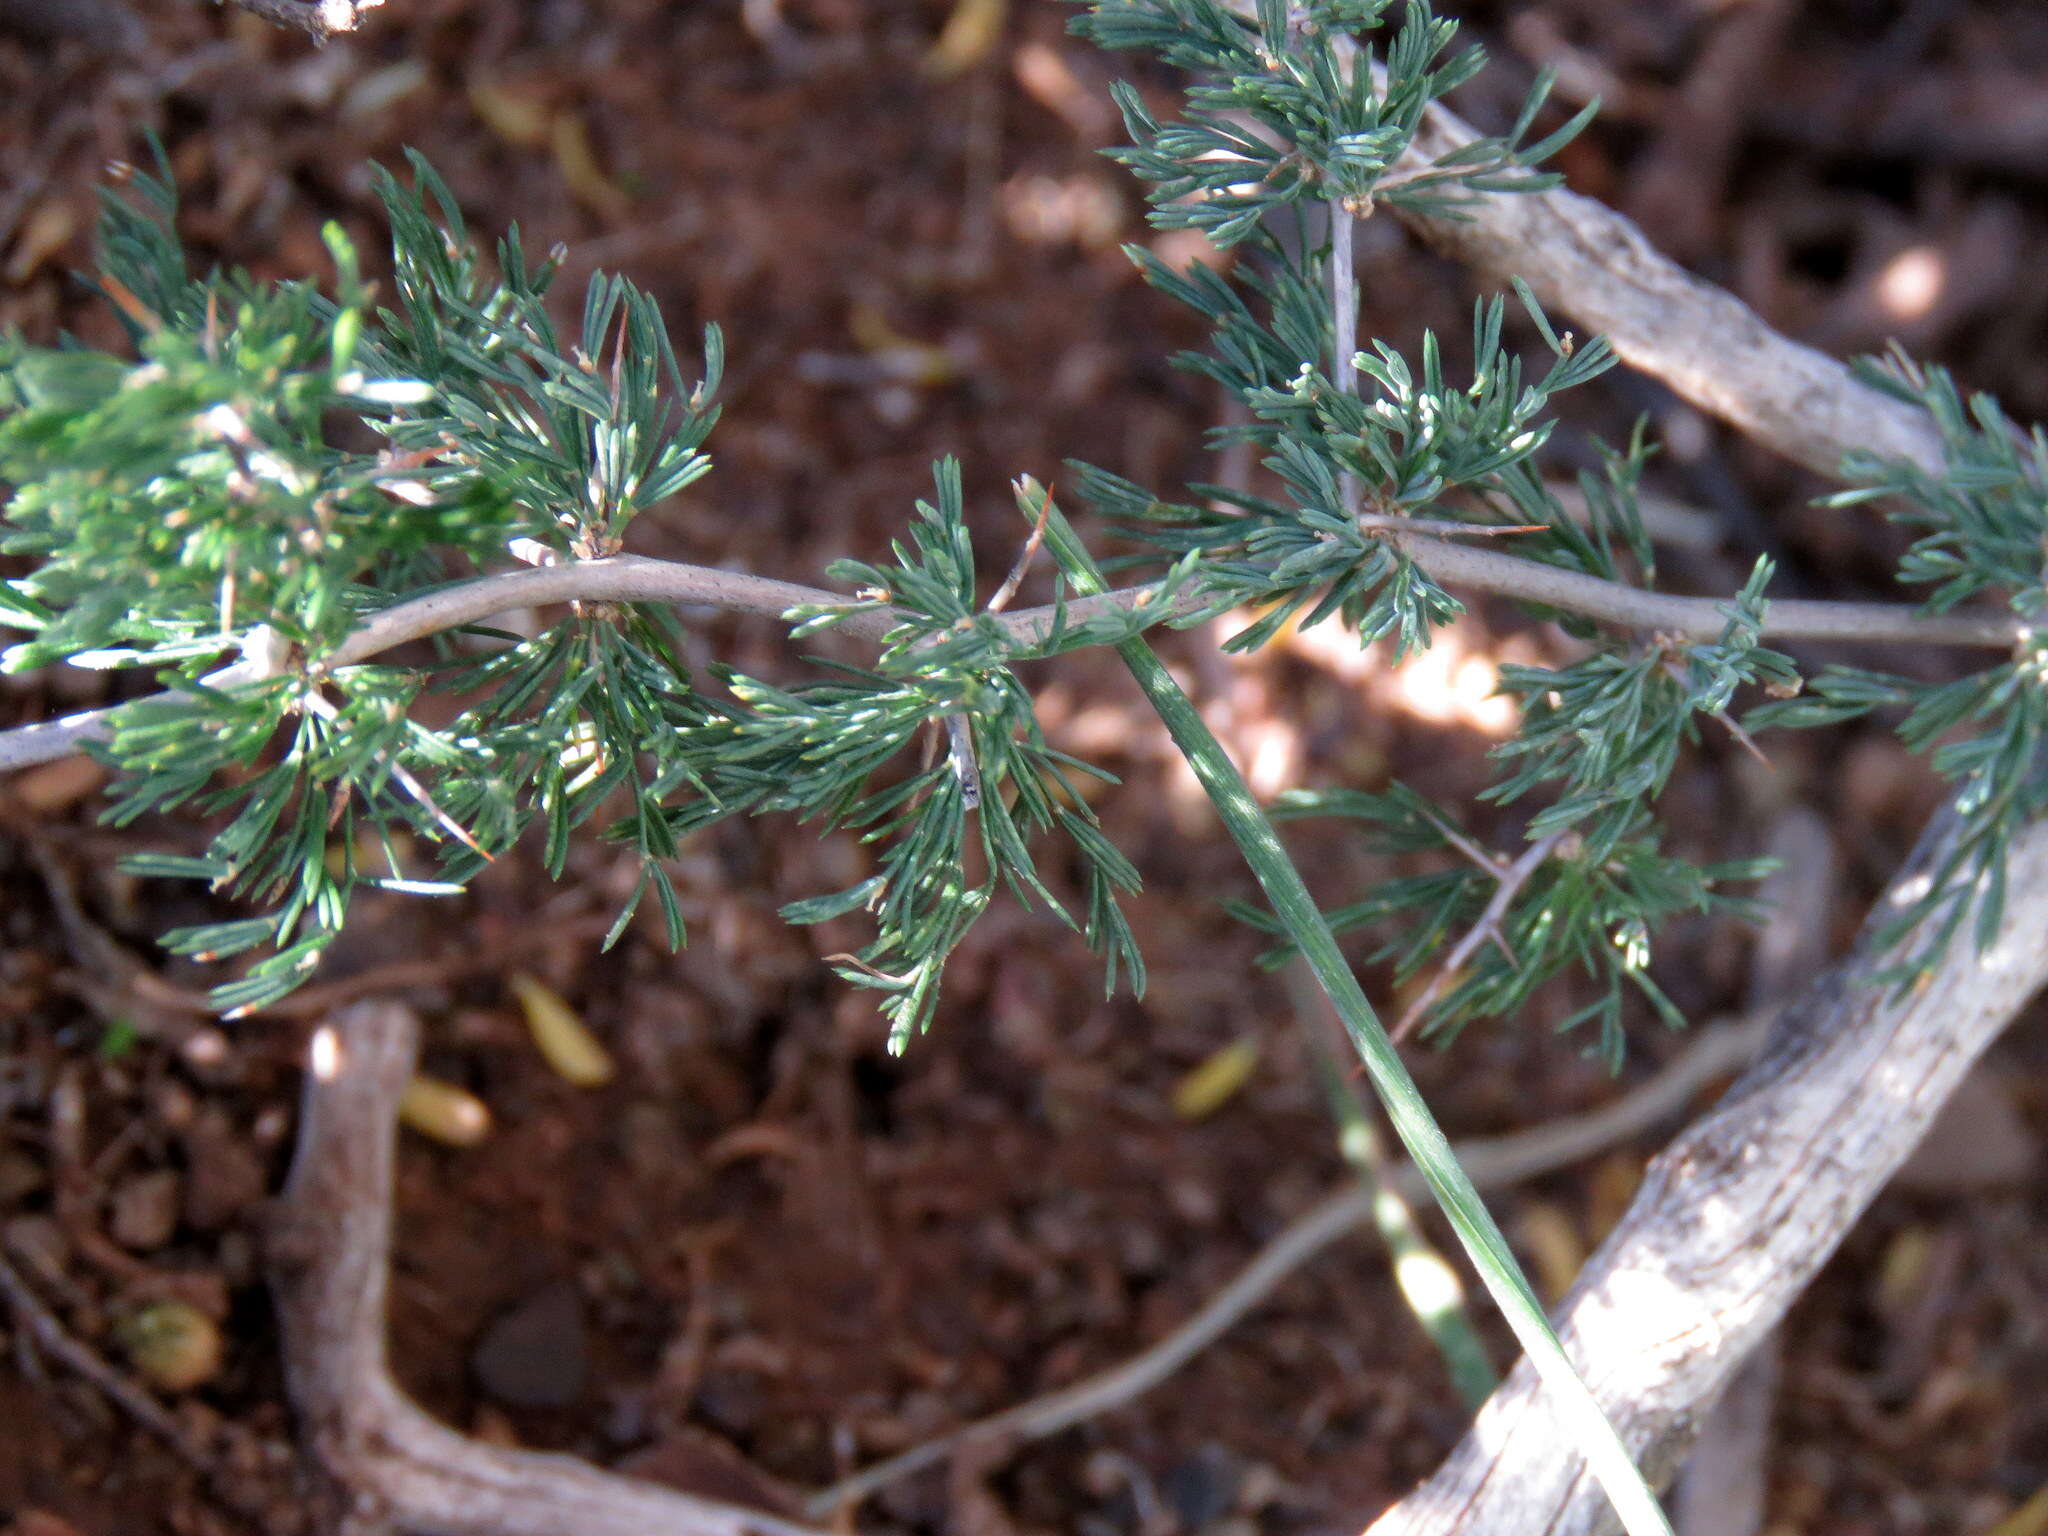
[1290,964,1498,1409]
[1029,484,1673,1536]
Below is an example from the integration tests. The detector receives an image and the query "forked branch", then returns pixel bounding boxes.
[1286,15,1952,481]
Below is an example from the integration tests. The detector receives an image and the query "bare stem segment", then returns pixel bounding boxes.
[0,539,2015,774]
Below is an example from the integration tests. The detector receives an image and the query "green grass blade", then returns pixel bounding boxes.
[1030,485,1673,1536]
[1290,964,1498,1409]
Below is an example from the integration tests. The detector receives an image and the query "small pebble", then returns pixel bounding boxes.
[179,1108,266,1230]
[0,1149,47,1204]
[1167,1178,1220,1226]
[148,1079,197,1133]
[1164,1443,1242,1529]
[108,1168,182,1251]
[116,1299,223,1393]
[470,1281,588,1409]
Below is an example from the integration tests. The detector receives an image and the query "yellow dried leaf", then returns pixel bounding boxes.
[551,111,631,222]
[1011,41,1112,138]
[468,77,552,148]
[848,303,956,387]
[1981,1486,2048,1536]
[1514,1203,1584,1303]
[399,1073,493,1147]
[1585,1152,1642,1244]
[1874,1224,1934,1315]
[5,198,80,284]
[509,972,615,1086]
[926,0,1007,78]
[1170,1037,1259,1120]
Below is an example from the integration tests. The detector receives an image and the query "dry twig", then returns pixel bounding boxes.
[1390,829,1567,1044]
[1201,0,1952,478]
[1382,69,1949,480]
[219,0,385,44]
[268,1002,828,1536]
[808,1011,1768,1516]
[0,1244,215,1468]
[0,1241,280,1529]
[1671,810,1833,1536]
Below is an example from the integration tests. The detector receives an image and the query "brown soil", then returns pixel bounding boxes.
[1,2,2045,1534]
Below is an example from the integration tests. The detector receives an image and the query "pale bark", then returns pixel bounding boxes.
[1364,806,2048,1535]
[1386,84,1948,480]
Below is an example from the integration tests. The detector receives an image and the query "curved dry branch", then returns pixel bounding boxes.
[325,558,904,662]
[1388,92,1947,480]
[318,544,2018,664]
[0,535,2014,775]
[807,1012,1768,1517]
[267,927,1772,1536]
[1363,804,2048,1536]
[268,1001,827,1536]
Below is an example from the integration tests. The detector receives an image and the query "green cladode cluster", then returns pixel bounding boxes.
[1,1,2038,1050]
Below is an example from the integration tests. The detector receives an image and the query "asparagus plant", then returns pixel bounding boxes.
[2,1,2040,1527]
